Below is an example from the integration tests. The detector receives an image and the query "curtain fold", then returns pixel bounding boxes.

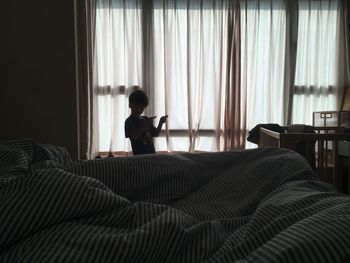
[222,1,244,150]
[284,0,298,125]
[337,0,350,107]
[341,0,350,90]
[142,0,155,113]
[75,0,98,159]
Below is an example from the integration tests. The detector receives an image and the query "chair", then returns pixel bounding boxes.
[259,126,350,193]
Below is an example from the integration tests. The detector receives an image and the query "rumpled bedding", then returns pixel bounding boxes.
[1,140,350,262]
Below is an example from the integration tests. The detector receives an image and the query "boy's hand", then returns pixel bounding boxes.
[159,115,168,124]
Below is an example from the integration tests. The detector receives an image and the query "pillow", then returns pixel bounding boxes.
[0,139,72,171]
[0,141,31,177]
[286,124,316,170]
[32,142,72,165]
[0,139,34,162]
[0,148,29,175]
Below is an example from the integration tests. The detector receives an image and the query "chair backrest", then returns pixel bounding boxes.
[285,125,316,170]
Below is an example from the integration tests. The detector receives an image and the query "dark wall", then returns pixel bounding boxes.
[0,0,78,159]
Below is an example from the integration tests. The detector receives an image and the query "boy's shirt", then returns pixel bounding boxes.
[125,115,156,155]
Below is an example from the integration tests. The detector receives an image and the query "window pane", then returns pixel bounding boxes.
[95,0,142,151]
[153,1,230,151]
[241,0,286,131]
[292,0,339,125]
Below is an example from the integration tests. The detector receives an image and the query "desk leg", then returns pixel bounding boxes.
[348,157,350,194]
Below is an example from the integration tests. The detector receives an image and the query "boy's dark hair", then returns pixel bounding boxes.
[129,89,149,107]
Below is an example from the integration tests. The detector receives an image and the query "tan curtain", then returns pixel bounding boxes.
[75,0,98,159]
[284,0,298,125]
[336,0,350,108]
[342,0,350,89]
[222,1,244,150]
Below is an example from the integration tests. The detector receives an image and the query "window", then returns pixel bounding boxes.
[152,1,231,151]
[96,0,143,152]
[93,0,347,154]
[241,0,286,130]
[292,0,340,124]
[96,0,233,152]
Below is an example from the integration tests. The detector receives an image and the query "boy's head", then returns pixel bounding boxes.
[129,89,149,116]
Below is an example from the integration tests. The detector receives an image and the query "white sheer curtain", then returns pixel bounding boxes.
[240,0,288,147]
[95,0,143,153]
[95,0,239,153]
[152,1,233,152]
[292,0,341,125]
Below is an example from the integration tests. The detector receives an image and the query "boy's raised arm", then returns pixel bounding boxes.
[155,115,168,137]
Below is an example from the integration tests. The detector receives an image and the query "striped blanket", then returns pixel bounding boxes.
[1,140,350,262]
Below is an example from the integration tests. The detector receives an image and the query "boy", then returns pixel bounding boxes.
[125,89,168,155]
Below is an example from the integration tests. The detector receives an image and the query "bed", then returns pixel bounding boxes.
[1,139,350,262]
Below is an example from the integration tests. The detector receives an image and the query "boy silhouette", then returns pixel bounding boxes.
[125,89,167,155]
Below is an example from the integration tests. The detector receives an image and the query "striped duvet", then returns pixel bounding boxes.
[1,140,350,262]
